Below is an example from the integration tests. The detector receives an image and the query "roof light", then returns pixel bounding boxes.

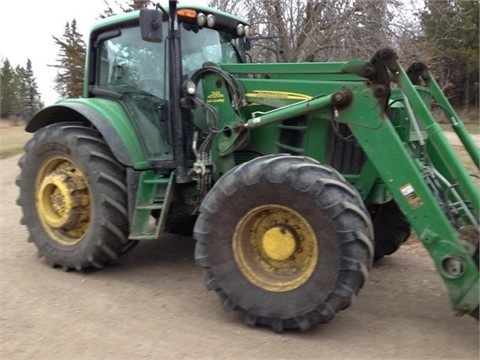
[177,9,197,19]
[197,12,206,27]
[206,14,216,27]
[236,24,244,36]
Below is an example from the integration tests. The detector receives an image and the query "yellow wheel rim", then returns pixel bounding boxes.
[36,156,90,246]
[232,204,318,292]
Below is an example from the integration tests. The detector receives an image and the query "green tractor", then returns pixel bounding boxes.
[17,1,479,332]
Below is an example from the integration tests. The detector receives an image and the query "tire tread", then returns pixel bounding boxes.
[194,154,373,332]
[16,122,137,271]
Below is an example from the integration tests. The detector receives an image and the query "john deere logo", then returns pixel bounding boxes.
[246,90,311,100]
[207,91,225,104]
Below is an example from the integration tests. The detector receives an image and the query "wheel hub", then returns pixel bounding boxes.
[233,204,318,292]
[261,226,297,261]
[36,159,90,245]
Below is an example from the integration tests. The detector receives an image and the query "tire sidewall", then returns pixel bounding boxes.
[19,124,125,267]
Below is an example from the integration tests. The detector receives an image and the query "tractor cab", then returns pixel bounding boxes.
[86,5,251,165]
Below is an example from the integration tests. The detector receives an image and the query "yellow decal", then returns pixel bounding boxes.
[400,183,423,208]
[206,91,225,104]
[245,90,312,101]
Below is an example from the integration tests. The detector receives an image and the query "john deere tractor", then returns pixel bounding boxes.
[17,1,479,332]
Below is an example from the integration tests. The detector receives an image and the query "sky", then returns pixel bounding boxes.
[0,0,208,106]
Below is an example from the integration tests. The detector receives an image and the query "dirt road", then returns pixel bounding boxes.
[1,154,479,360]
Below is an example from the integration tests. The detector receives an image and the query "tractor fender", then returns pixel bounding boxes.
[26,101,148,169]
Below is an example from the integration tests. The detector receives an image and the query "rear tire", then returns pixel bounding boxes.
[194,154,374,332]
[16,122,137,270]
[370,201,411,261]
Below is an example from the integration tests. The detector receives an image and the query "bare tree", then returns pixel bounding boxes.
[209,0,422,63]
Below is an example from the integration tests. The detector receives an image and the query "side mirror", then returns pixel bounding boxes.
[140,8,163,42]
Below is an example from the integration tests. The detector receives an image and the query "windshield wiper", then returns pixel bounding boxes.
[122,90,163,101]
[89,86,123,100]
[89,86,163,102]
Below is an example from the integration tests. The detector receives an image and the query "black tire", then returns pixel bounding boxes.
[194,154,374,332]
[470,307,479,320]
[369,201,411,261]
[16,122,137,270]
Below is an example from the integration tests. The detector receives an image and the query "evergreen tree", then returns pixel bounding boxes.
[1,59,43,119]
[0,59,19,118]
[15,64,28,118]
[22,59,43,118]
[50,19,86,98]
[420,0,479,107]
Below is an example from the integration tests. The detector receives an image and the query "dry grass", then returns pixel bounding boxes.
[435,107,479,134]
[454,144,478,174]
[0,120,31,159]
[0,114,478,162]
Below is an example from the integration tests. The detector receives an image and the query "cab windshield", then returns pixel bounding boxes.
[181,24,243,77]
[96,22,243,98]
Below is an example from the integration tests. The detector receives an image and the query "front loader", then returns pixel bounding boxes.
[17,1,479,332]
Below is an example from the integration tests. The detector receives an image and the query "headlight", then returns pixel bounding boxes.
[184,80,196,96]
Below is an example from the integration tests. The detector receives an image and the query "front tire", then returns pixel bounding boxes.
[16,122,137,270]
[194,154,374,332]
